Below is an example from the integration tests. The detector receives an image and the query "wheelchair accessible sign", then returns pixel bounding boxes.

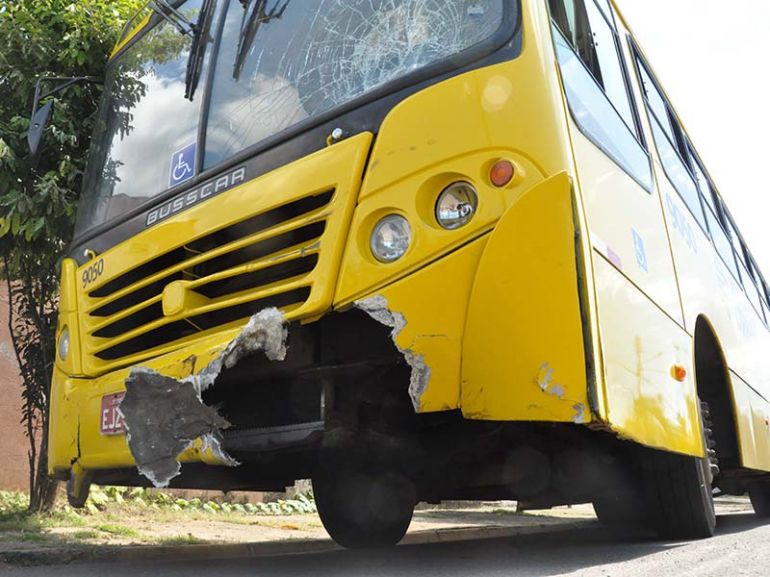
[169,142,196,188]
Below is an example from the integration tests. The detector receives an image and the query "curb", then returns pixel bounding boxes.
[0,519,597,567]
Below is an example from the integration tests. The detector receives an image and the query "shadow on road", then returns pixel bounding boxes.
[712,512,767,536]
[11,513,769,577]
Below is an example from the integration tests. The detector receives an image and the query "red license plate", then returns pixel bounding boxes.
[100,392,126,436]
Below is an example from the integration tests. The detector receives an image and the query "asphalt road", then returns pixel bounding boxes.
[5,513,770,576]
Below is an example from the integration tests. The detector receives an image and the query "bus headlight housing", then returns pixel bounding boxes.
[370,215,411,263]
[58,326,70,361]
[435,182,478,230]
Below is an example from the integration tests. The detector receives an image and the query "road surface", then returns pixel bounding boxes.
[5,512,769,576]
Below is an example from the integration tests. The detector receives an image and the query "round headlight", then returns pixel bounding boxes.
[58,326,70,361]
[370,215,411,263]
[436,182,478,230]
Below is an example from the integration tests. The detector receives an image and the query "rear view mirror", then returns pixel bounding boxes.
[26,76,102,158]
[27,100,53,158]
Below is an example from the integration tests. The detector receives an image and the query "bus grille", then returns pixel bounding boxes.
[82,190,335,366]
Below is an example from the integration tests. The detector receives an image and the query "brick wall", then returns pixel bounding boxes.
[0,287,32,491]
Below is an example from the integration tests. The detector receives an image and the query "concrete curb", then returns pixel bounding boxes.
[0,519,598,567]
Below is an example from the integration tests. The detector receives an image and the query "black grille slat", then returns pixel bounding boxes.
[95,287,311,361]
[92,302,164,339]
[90,249,185,299]
[193,223,324,281]
[95,321,198,361]
[187,192,333,254]
[196,254,319,299]
[90,274,183,317]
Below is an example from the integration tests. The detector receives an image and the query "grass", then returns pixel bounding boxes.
[72,530,100,541]
[94,524,141,538]
[157,534,207,546]
[0,486,320,553]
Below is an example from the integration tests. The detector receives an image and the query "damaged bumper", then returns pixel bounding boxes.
[49,237,486,488]
[49,309,296,486]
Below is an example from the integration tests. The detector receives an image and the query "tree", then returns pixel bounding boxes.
[0,0,143,512]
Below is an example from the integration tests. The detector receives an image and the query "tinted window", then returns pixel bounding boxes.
[724,215,748,270]
[650,120,706,230]
[637,63,673,139]
[76,0,205,235]
[633,49,708,231]
[595,0,614,19]
[737,257,762,313]
[703,205,739,282]
[550,0,639,136]
[553,28,652,189]
[690,150,717,214]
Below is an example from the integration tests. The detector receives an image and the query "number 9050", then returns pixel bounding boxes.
[82,259,105,289]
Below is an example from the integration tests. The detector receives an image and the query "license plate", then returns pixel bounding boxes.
[100,392,126,436]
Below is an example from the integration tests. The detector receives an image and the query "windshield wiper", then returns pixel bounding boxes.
[233,0,290,80]
[148,0,197,37]
[185,0,217,101]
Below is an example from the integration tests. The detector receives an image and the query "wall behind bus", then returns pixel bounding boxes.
[0,286,31,491]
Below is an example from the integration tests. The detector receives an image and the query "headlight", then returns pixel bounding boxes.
[58,326,70,361]
[370,215,411,263]
[435,182,478,230]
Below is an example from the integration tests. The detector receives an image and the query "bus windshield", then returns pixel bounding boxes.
[75,0,506,236]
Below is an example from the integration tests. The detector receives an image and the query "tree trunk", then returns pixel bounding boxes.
[28,413,59,513]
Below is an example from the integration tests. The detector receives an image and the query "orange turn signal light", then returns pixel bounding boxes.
[490,160,515,187]
[671,365,687,382]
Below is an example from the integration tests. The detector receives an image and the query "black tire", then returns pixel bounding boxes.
[592,462,647,531]
[640,401,716,540]
[313,469,416,549]
[66,472,92,509]
[593,491,646,530]
[641,448,715,539]
[749,482,770,517]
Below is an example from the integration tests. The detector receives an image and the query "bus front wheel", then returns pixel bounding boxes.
[641,448,716,539]
[641,401,717,539]
[313,468,416,549]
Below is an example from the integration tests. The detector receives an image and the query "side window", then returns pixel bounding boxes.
[725,214,748,271]
[747,259,766,321]
[704,209,740,282]
[633,51,707,231]
[689,148,717,215]
[763,283,770,323]
[638,64,673,140]
[550,0,638,136]
[550,0,652,189]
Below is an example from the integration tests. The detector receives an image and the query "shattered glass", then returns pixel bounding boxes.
[204,0,506,167]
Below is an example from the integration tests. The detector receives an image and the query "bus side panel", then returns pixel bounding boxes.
[658,177,770,470]
[570,130,684,331]
[593,255,703,457]
[731,370,770,471]
[461,172,590,423]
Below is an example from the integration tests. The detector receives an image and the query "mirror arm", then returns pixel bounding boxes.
[27,76,103,158]
[30,76,102,118]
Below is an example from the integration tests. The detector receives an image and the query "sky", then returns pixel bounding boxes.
[614,0,770,275]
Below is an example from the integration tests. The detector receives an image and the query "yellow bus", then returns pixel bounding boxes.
[45,0,770,547]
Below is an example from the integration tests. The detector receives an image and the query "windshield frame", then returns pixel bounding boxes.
[72,0,522,249]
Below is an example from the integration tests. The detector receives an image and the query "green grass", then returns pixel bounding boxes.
[16,532,50,543]
[94,523,141,538]
[156,534,207,546]
[72,530,100,541]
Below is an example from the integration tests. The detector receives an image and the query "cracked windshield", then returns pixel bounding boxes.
[75,0,505,234]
